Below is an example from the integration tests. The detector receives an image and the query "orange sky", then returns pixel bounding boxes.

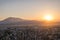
[0,0,60,21]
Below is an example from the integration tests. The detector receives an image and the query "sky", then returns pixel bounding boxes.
[0,0,60,20]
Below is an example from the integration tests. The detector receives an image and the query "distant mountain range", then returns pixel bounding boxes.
[0,17,60,26]
[0,17,41,26]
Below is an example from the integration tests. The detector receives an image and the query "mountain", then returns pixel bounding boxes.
[2,17,24,22]
[0,17,24,25]
[0,17,41,26]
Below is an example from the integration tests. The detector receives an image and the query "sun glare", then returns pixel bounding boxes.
[44,15,53,21]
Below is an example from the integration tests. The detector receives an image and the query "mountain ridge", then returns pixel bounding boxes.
[0,17,60,26]
[0,17,41,25]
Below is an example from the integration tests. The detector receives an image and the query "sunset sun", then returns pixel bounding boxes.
[43,15,53,21]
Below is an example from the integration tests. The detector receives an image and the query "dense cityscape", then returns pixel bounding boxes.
[0,25,60,40]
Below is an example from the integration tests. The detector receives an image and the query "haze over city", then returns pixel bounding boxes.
[0,0,60,40]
